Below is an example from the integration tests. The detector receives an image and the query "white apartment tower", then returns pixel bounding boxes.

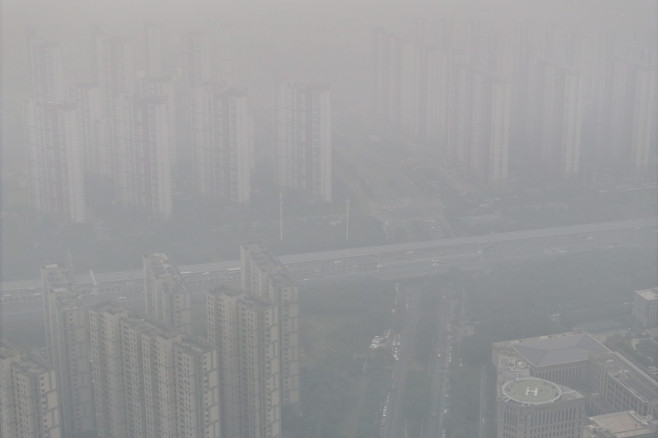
[207,287,281,438]
[0,342,61,438]
[41,263,95,437]
[88,302,221,438]
[28,38,65,102]
[536,62,585,177]
[69,81,105,176]
[111,93,173,220]
[24,101,86,223]
[191,85,253,204]
[630,63,657,175]
[240,243,300,410]
[143,253,192,333]
[181,24,234,86]
[274,81,332,203]
[371,28,401,132]
[92,33,134,114]
[145,23,165,77]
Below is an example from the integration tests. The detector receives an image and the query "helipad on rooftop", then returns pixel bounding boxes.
[502,378,562,405]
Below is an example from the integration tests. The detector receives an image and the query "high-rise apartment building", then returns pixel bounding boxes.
[191,85,253,204]
[241,243,300,409]
[88,302,221,438]
[207,287,281,438]
[24,101,86,223]
[69,81,104,176]
[274,81,332,203]
[371,28,401,133]
[111,93,173,220]
[630,63,658,175]
[87,302,129,438]
[180,24,234,87]
[28,37,65,102]
[144,23,165,77]
[143,253,192,333]
[41,263,95,437]
[0,342,61,438]
[92,33,134,114]
[533,62,585,178]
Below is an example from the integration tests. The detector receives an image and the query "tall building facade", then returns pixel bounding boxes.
[111,93,173,220]
[69,81,105,176]
[88,302,221,438]
[28,37,65,103]
[41,263,95,437]
[0,342,61,438]
[191,85,253,204]
[371,28,401,133]
[24,101,86,223]
[143,253,192,333]
[241,242,300,409]
[632,288,658,329]
[207,287,281,438]
[274,81,332,203]
[180,24,234,86]
[92,33,135,114]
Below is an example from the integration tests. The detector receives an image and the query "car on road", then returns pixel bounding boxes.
[118,296,128,301]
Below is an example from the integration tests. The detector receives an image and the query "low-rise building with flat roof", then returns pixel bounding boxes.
[584,411,658,438]
[588,352,658,418]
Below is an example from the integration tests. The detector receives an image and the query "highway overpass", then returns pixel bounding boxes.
[2,216,656,304]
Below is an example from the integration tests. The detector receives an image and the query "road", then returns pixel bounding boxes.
[2,217,655,299]
[381,286,422,438]
[423,297,455,438]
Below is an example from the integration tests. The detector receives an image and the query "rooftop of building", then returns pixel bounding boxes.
[591,352,658,404]
[0,341,53,374]
[496,332,609,368]
[502,378,562,405]
[209,284,246,297]
[122,313,183,340]
[0,341,20,361]
[635,288,658,301]
[90,300,129,315]
[144,253,183,280]
[175,336,215,356]
[242,242,295,286]
[12,357,52,376]
[241,294,275,311]
[588,411,657,437]
[41,263,74,288]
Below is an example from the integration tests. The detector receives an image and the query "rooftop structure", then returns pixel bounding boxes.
[585,411,658,438]
[497,377,586,438]
[493,331,610,389]
[143,253,191,333]
[590,351,658,418]
[509,332,609,368]
[240,243,300,410]
[502,378,562,405]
